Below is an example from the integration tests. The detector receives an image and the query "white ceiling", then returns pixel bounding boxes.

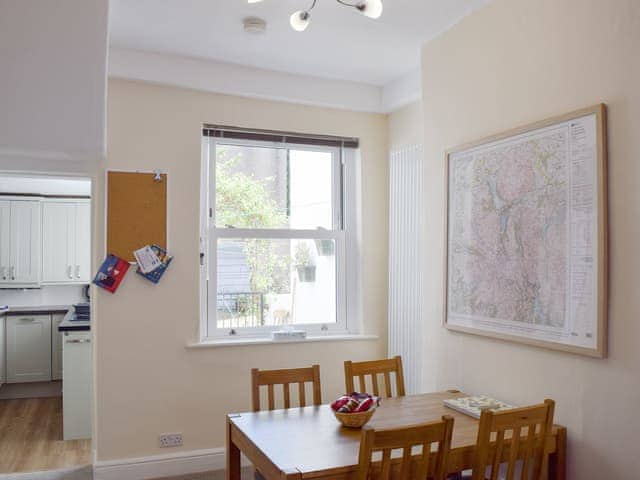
[109,0,489,87]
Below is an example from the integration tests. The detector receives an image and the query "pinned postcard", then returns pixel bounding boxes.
[135,244,173,284]
[93,254,130,293]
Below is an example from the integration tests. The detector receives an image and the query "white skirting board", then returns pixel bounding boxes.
[93,448,252,480]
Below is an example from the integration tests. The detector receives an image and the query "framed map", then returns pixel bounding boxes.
[444,105,608,358]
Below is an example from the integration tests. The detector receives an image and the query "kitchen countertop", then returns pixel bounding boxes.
[1,304,71,315]
[58,309,90,332]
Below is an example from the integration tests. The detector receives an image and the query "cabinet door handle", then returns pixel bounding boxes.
[75,265,80,278]
[10,266,15,280]
[1,266,5,280]
[67,265,73,279]
[19,317,36,322]
[65,338,90,344]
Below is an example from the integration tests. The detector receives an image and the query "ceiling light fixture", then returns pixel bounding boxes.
[247,0,383,32]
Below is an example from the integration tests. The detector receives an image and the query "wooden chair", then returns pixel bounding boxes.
[470,399,555,480]
[357,416,454,480]
[344,356,405,397]
[251,365,321,412]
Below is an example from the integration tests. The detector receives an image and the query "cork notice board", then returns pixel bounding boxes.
[107,171,168,262]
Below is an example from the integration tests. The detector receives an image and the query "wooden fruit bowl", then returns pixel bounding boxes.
[333,408,376,428]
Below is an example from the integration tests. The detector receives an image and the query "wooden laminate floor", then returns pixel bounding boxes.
[0,396,91,473]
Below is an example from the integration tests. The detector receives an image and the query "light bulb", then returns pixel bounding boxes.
[358,0,383,19]
[247,0,263,3]
[290,10,310,31]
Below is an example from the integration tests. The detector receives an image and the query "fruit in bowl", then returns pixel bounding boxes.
[330,393,381,428]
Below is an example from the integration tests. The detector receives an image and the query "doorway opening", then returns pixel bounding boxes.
[0,173,93,474]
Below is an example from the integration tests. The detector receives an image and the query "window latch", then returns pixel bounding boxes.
[200,252,205,266]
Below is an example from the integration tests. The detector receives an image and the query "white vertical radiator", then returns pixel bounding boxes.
[388,144,425,394]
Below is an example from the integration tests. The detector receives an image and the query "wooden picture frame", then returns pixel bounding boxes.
[443,104,608,358]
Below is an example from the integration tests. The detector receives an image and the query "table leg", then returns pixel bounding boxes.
[227,416,241,480]
[548,427,567,480]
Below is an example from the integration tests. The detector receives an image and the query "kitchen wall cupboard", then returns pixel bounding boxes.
[0,199,41,287]
[42,199,91,284]
[5,314,52,383]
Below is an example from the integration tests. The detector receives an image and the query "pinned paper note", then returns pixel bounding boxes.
[134,245,163,273]
[135,245,173,284]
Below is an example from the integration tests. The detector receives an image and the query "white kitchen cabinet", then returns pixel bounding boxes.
[51,313,64,381]
[0,315,5,387]
[6,314,52,383]
[0,201,10,282]
[63,331,92,440]
[74,202,91,282]
[42,199,90,284]
[0,199,41,287]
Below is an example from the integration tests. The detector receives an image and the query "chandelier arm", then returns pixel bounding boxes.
[307,0,318,11]
[335,0,360,7]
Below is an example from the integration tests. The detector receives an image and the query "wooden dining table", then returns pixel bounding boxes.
[226,391,566,480]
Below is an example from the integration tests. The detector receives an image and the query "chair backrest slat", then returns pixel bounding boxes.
[357,416,454,480]
[384,371,392,397]
[267,384,275,410]
[251,365,321,412]
[490,430,505,480]
[283,383,291,409]
[471,399,555,480]
[506,426,521,479]
[344,356,405,397]
[298,381,306,407]
[521,424,537,479]
[371,374,380,396]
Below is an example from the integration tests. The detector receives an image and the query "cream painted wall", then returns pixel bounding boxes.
[388,101,423,149]
[96,79,388,460]
[421,0,639,477]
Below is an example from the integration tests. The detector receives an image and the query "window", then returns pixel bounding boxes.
[200,126,360,339]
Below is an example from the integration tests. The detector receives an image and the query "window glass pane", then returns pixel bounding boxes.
[216,238,336,329]
[215,144,334,229]
[289,150,333,229]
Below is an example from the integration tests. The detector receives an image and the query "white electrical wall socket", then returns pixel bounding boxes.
[159,433,183,447]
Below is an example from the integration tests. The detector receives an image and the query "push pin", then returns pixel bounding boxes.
[153,170,163,182]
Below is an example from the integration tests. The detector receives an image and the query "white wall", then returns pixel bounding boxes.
[95,79,388,461]
[0,0,109,162]
[420,0,640,477]
[0,285,86,308]
[389,101,423,149]
[0,175,91,196]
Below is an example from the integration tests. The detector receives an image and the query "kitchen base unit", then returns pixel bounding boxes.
[62,330,92,440]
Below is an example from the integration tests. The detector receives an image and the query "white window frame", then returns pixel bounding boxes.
[199,135,360,340]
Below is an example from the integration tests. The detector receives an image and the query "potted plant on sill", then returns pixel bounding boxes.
[314,239,335,256]
[294,243,316,282]
[314,227,335,256]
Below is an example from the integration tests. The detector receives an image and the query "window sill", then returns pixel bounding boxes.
[187,334,379,349]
